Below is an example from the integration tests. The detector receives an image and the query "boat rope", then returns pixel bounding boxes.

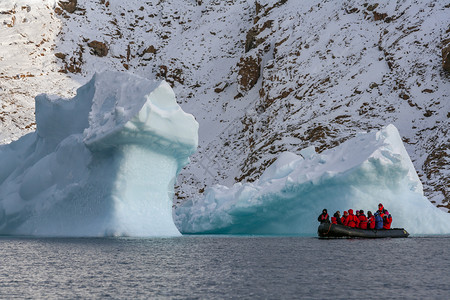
[324,223,332,235]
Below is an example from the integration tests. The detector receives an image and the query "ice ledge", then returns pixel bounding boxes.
[175,124,450,235]
[0,71,198,236]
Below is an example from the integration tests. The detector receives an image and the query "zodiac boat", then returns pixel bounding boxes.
[318,223,409,238]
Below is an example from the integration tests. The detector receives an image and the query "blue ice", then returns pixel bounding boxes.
[0,71,198,237]
[175,125,450,235]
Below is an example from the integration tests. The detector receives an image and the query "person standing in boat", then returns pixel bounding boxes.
[367,211,376,229]
[358,210,368,229]
[346,209,360,228]
[377,203,387,215]
[318,209,330,223]
[383,211,392,229]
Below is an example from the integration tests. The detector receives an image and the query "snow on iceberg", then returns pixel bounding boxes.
[175,124,450,235]
[0,71,198,237]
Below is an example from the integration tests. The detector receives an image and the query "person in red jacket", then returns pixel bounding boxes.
[377,203,387,216]
[341,211,349,226]
[358,209,368,229]
[367,211,376,229]
[383,210,392,229]
[346,209,360,228]
[331,211,342,225]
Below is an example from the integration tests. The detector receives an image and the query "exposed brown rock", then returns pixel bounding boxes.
[156,65,184,86]
[58,0,77,14]
[237,55,261,92]
[345,7,359,14]
[443,42,450,72]
[54,7,63,15]
[87,40,108,57]
[64,63,81,73]
[262,88,293,109]
[367,3,379,11]
[373,11,387,21]
[141,45,157,56]
[423,143,450,209]
[158,65,168,78]
[423,110,433,117]
[245,20,273,53]
[304,124,332,143]
[6,15,16,27]
[0,9,15,15]
[168,68,184,85]
[369,82,379,89]
[399,92,410,100]
[253,0,287,24]
[245,28,259,53]
[214,82,229,93]
[59,44,84,73]
[54,52,66,60]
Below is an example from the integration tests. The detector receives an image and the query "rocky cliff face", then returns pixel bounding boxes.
[1,0,449,211]
[228,0,450,210]
[0,0,78,142]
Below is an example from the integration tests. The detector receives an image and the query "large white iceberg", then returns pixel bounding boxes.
[175,125,450,235]
[0,71,198,237]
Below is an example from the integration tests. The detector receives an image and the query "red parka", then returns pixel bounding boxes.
[383,213,392,229]
[367,215,375,229]
[341,211,348,225]
[346,209,360,228]
[318,213,329,223]
[358,214,368,229]
[377,203,387,216]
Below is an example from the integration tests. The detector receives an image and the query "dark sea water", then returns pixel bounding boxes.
[0,235,449,299]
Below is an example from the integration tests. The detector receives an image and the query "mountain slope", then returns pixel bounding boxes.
[0,0,449,211]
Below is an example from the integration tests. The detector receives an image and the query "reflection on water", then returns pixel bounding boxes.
[0,236,449,299]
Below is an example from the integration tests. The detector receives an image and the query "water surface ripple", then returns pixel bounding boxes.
[0,236,449,299]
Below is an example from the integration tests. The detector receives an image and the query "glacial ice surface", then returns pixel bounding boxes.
[175,125,450,235]
[0,71,198,237]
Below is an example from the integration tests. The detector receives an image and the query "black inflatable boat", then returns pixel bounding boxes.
[318,223,409,238]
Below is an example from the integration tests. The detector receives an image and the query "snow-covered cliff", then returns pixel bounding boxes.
[0,0,449,211]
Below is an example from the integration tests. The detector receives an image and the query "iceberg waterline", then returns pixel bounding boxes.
[174,125,450,235]
[0,71,198,237]
[1,72,448,237]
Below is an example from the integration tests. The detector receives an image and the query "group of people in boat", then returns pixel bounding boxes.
[318,203,393,230]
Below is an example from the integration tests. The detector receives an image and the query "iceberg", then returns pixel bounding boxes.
[0,71,198,237]
[175,125,450,235]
